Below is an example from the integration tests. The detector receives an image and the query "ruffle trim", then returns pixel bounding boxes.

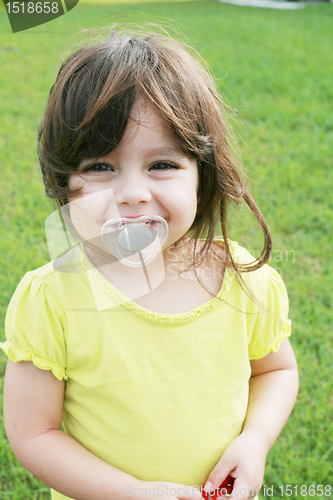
[249,319,292,360]
[79,241,236,324]
[0,340,68,381]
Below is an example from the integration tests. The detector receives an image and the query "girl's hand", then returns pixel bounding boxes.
[204,430,270,500]
[131,480,203,500]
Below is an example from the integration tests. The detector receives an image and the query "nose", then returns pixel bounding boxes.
[114,172,152,207]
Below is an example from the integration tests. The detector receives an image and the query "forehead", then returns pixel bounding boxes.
[113,100,185,157]
[129,99,161,127]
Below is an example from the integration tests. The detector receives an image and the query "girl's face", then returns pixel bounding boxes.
[68,101,199,258]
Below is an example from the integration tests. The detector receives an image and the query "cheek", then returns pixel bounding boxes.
[68,192,102,239]
[68,174,84,194]
[69,198,94,238]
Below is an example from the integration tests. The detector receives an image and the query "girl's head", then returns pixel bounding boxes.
[38,27,271,278]
[66,99,200,260]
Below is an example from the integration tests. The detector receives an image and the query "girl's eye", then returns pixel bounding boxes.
[149,162,179,171]
[84,163,113,172]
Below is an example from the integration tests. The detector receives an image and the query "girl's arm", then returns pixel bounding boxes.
[204,338,299,500]
[4,360,140,500]
[3,360,202,500]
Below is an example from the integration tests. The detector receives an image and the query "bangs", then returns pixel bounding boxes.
[71,88,137,164]
[50,45,143,168]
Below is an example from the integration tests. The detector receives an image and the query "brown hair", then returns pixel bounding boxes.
[37,26,272,296]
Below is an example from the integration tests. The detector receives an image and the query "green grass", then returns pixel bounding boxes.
[0,1,333,498]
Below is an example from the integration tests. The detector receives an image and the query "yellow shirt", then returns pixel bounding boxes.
[0,240,291,500]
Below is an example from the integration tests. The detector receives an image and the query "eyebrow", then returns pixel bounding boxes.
[140,147,186,159]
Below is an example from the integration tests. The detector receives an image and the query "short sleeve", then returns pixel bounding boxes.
[247,266,292,360]
[0,272,68,380]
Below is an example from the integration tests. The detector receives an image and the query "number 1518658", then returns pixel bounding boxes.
[5,2,59,14]
[279,485,332,496]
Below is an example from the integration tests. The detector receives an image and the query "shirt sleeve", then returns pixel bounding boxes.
[247,266,292,360]
[0,271,68,380]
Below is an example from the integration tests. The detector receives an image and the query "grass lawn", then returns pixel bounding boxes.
[0,0,332,498]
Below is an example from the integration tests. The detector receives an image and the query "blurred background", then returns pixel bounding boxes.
[0,0,332,498]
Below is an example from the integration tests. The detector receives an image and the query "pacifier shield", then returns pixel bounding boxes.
[118,225,155,252]
[101,215,169,267]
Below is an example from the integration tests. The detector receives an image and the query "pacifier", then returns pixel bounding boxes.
[101,215,169,267]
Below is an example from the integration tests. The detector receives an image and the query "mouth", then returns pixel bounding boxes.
[100,215,169,267]
[121,214,167,220]
[121,214,145,219]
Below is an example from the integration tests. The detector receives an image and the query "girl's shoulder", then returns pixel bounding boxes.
[213,237,277,274]
[212,237,256,266]
[213,237,288,302]
[10,246,88,308]
[3,257,74,383]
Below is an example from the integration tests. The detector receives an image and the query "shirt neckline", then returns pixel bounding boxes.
[79,239,236,324]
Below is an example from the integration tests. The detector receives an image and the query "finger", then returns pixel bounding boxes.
[227,481,255,500]
[175,485,203,500]
[204,463,234,493]
[204,463,235,493]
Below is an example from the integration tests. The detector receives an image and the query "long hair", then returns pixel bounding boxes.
[37,27,272,299]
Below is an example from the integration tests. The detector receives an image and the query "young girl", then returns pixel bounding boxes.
[1,28,298,500]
